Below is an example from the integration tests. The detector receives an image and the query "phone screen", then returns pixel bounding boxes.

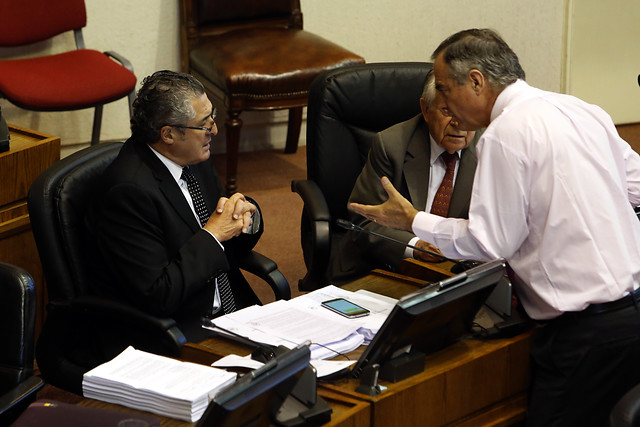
[321,298,370,318]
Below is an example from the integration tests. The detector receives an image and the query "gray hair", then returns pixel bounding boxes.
[431,28,525,91]
[421,69,436,107]
[131,70,206,142]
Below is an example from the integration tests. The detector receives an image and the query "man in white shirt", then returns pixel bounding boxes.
[350,29,640,426]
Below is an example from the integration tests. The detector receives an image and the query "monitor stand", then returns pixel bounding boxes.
[274,365,332,426]
[356,349,426,395]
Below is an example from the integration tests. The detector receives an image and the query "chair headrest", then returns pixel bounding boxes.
[28,142,122,302]
[305,62,433,219]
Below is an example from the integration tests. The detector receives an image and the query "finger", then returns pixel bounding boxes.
[216,197,229,213]
[348,202,372,219]
[242,211,253,233]
[232,199,256,220]
[380,176,401,200]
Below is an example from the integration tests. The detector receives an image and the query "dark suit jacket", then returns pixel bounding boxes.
[89,137,262,341]
[331,114,479,280]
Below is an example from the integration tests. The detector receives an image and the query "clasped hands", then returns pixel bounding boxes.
[204,192,256,242]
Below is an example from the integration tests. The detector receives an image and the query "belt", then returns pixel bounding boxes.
[577,287,640,317]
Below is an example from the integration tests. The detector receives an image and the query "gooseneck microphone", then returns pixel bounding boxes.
[335,218,480,273]
[201,317,279,362]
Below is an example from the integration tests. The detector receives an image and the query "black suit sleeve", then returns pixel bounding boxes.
[94,180,232,317]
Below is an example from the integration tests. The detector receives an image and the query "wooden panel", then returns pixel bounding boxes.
[1,124,60,343]
[184,270,533,426]
[0,124,60,207]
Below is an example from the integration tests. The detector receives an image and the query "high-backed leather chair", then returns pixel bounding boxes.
[28,142,290,394]
[179,0,365,194]
[0,262,44,425]
[0,0,137,145]
[292,62,433,291]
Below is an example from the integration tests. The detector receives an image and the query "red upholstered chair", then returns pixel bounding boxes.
[0,0,137,146]
[180,0,365,194]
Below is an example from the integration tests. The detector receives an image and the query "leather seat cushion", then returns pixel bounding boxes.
[0,49,136,110]
[189,28,364,99]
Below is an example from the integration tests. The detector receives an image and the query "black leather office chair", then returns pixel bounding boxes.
[28,142,290,395]
[0,262,44,425]
[610,383,640,426]
[291,62,433,291]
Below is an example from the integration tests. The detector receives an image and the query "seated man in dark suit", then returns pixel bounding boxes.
[331,70,480,279]
[89,70,263,342]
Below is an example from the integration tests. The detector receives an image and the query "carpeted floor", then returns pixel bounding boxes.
[211,148,308,302]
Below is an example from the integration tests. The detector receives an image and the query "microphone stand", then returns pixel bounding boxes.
[335,218,480,273]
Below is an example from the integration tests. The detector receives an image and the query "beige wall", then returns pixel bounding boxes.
[0,0,586,156]
[565,0,640,124]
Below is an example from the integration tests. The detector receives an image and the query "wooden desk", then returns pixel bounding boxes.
[182,270,533,427]
[0,124,60,339]
[77,379,370,427]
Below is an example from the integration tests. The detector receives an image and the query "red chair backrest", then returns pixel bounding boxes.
[0,0,87,47]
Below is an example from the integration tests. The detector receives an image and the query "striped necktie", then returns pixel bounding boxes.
[182,167,236,314]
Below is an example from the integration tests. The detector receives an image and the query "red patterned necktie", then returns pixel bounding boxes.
[430,152,459,217]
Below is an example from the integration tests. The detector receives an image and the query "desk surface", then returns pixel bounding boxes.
[181,269,533,427]
[78,389,370,427]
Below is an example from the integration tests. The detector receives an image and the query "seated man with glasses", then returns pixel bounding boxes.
[88,70,263,342]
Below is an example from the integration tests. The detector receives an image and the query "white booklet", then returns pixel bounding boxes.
[82,346,237,422]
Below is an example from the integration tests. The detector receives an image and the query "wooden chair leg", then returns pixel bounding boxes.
[225,111,242,195]
[284,107,303,154]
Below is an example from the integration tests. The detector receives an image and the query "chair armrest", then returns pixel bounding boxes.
[291,179,332,291]
[70,296,187,353]
[37,298,187,395]
[0,376,44,420]
[238,251,291,301]
[104,50,135,73]
[291,179,331,222]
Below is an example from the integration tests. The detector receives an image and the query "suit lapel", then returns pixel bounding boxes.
[404,122,430,210]
[134,143,202,232]
[449,142,478,218]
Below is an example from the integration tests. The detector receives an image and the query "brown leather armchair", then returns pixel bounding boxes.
[179,0,364,194]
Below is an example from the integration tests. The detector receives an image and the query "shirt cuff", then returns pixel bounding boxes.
[202,228,225,250]
[406,236,420,259]
[412,211,445,243]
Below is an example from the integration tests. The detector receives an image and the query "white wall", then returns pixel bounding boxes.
[1,0,568,156]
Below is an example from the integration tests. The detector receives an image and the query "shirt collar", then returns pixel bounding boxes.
[429,134,463,166]
[490,79,531,123]
[147,144,184,185]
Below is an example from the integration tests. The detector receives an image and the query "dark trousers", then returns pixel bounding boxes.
[527,302,640,427]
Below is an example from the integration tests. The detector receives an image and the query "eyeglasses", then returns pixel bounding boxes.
[166,109,217,132]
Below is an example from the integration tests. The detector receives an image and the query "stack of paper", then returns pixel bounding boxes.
[206,285,397,360]
[82,346,237,422]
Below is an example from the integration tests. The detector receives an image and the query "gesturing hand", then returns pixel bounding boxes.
[349,176,418,232]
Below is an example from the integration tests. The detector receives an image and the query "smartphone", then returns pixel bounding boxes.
[321,298,370,318]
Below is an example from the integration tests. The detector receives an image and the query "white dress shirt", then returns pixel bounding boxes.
[148,145,224,313]
[406,135,461,258]
[412,80,640,319]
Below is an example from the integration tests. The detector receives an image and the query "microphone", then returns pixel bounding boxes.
[335,218,480,273]
[201,317,279,362]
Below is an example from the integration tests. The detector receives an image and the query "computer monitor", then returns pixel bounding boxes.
[197,344,311,427]
[351,258,506,383]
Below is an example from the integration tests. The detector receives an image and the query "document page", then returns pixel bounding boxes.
[83,346,236,422]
